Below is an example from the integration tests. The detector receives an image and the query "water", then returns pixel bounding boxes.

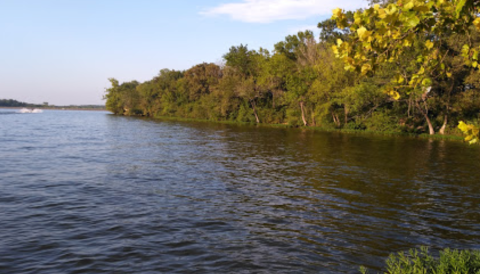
[1,109,480,273]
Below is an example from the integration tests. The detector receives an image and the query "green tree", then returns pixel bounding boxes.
[136,80,157,116]
[104,78,123,114]
[332,0,480,140]
[223,45,265,123]
[277,31,320,126]
[184,63,222,102]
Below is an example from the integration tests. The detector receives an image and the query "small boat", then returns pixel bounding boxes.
[19,108,43,113]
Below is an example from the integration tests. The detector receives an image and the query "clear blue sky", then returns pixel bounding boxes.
[0,0,365,105]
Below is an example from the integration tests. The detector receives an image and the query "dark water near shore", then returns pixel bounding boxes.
[1,109,480,273]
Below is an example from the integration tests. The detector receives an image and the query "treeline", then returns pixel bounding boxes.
[104,4,480,135]
[0,99,30,107]
[0,99,105,110]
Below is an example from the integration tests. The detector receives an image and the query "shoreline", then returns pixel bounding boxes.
[4,106,464,142]
[147,114,466,142]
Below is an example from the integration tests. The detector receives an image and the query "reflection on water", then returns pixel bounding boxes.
[1,109,480,273]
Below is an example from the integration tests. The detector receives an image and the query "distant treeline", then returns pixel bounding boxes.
[104,1,480,135]
[0,99,31,107]
[0,99,105,110]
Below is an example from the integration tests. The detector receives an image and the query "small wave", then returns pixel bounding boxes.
[18,108,43,114]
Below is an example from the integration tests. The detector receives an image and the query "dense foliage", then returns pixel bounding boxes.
[104,1,480,138]
[361,247,480,273]
[0,99,29,107]
[332,0,480,141]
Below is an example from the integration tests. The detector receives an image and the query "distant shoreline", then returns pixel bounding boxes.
[0,106,108,111]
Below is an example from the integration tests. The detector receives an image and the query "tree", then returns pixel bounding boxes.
[332,0,480,140]
[184,63,222,102]
[103,78,140,115]
[223,44,255,76]
[0,99,28,107]
[309,45,359,127]
[223,45,265,123]
[136,80,157,116]
[257,50,294,110]
[317,11,354,44]
[277,31,321,126]
[153,69,184,116]
[104,78,123,114]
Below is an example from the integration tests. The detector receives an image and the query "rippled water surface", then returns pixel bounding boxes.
[1,109,480,273]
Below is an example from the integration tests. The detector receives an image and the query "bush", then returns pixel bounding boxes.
[344,121,367,130]
[361,247,480,274]
[285,108,302,126]
[236,103,254,123]
[363,110,402,133]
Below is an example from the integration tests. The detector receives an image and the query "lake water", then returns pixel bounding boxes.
[1,109,480,273]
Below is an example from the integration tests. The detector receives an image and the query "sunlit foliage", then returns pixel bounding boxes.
[331,0,480,139]
[104,1,480,141]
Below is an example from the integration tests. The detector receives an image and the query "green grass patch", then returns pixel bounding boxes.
[362,247,480,274]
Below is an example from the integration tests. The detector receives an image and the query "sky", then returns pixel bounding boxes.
[0,0,367,106]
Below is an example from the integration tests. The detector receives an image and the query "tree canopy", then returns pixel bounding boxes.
[103,0,480,143]
[332,0,480,142]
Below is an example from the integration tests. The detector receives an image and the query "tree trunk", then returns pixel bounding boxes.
[300,101,307,126]
[439,115,448,135]
[332,111,340,127]
[250,99,260,123]
[439,80,454,135]
[407,96,412,118]
[311,113,316,126]
[425,114,435,135]
[344,106,349,125]
[416,101,434,135]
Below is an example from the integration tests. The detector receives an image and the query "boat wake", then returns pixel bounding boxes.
[18,108,43,114]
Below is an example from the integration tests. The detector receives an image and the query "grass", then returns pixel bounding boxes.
[361,247,480,274]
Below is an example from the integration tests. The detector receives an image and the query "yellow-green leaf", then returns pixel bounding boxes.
[385,89,401,100]
[406,15,420,27]
[357,27,368,41]
[458,121,469,132]
[404,1,415,10]
[422,77,432,86]
[473,17,480,30]
[458,121,480,144]
[361,63,371,74]
[418,66,425,75]
[456,0,467,18]
[332,8,342,19]
[425,40,434,50]
[413,5,430,12]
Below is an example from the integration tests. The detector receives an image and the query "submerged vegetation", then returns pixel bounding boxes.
[104,0,480,141]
